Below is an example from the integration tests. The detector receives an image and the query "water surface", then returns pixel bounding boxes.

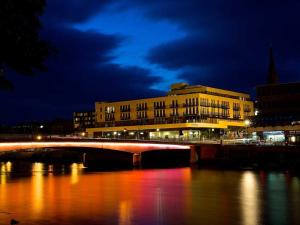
[0,162,300,225]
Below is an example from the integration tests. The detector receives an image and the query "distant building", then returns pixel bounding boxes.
[86,83,254,139]
[251,48,300,143]
[73,111,95,131]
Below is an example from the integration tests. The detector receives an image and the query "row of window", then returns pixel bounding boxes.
[137,103,147,111]
[233,103,241,111]
[105,110,242,121]
[74,116,94,121]
[73,112,95,116]
[103,99,246,113]
[120,105,130,112]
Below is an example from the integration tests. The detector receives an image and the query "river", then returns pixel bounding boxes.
[0,162,300,225]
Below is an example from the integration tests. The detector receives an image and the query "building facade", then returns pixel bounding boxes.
[86,83,254,140]
[250,48,300,144]
[251,82,300,143]
[73,111,95,132]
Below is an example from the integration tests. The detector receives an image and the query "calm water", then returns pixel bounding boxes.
[0,162,300,225]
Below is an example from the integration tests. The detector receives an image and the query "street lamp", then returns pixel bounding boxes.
[123,128,127,139]
[245,119,251,126]
[36,135,42,141]
[244,119,251,138]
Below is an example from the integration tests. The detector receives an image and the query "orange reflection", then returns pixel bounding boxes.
[0,164,192,224]
[119,201,132,225]
[1,162,6,185]
[240,172,261,225]
[0,163,7,206]
[31,163,44,215]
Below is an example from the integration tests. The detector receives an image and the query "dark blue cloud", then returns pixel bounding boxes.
[135,0,300,89]
[0,24,162,124]
[0,1,163,124]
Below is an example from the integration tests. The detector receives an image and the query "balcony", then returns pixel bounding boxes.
[120,109,131,112]
[200,103,210,107]
[233,107,241,111]
[169,104,179,108]
[136,107,148,111]
[221,105,230,109]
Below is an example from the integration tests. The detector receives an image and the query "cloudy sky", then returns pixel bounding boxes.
[1,0,300,124]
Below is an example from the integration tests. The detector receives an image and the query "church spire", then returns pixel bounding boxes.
[267,46,279,84]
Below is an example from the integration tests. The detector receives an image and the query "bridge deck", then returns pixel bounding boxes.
[0,141,190,154]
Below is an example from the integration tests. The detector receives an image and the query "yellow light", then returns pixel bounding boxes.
[6,161,12,172]
[36,135,42,140]
[291,136,296,143]
[81,132,86,136]
[156,128,160,132]
[245,119,251,126]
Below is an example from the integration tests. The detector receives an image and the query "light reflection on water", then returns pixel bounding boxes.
[0,162,299,225]
[240,172,260,225]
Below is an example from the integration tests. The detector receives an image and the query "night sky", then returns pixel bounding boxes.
[1,0,300,124]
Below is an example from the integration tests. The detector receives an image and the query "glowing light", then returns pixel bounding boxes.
[6,161,12,172]
[254,110,259,116]
[156,128,160,132]
[291,136,296,143]
[113,132,117,135]
[245,119,251,126]
[36,135,42,140]
[40,125,44,129]
[129,132,135,135]
[140,132,144,135]
[81,132,86,137]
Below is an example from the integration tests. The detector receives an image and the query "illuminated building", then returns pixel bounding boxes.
[73,111,95,132]
[251,48,300,143]
[86,83,254,139]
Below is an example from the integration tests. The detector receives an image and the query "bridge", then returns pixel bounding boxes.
[0,140,192,168]
[1,139,299,169]
[0,141,190,153]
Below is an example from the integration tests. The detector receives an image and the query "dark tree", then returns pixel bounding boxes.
[0,0,51,90]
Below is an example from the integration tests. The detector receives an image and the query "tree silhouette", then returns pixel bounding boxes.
[0,0,51,90]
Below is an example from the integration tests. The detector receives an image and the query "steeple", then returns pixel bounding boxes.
[267,46,279,84]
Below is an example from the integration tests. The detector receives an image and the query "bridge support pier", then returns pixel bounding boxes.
[82,153,87,165]
[133,153,142,168]
[190,146,199,164]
